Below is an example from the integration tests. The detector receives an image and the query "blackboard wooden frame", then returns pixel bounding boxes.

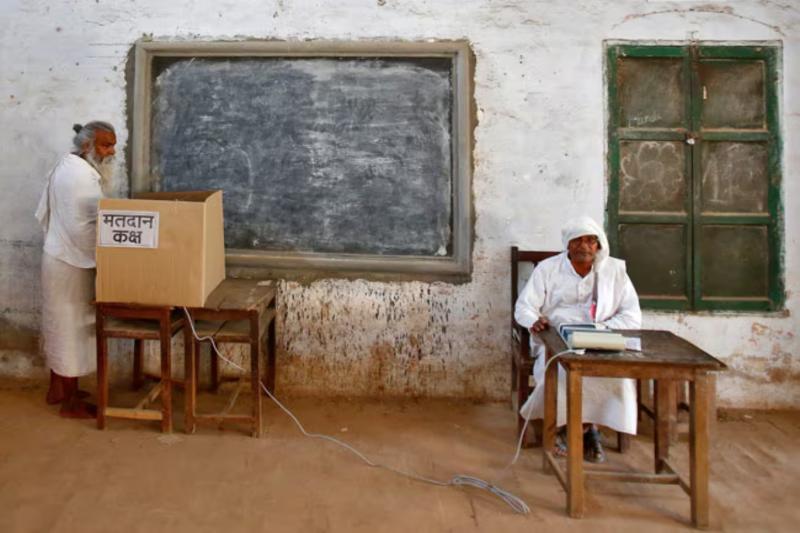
[131,40,473,281]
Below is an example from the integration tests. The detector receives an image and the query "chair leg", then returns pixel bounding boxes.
[531,419,543,447]
[511,357,518,397]
[517,369,539,447]
[636,379,642,422]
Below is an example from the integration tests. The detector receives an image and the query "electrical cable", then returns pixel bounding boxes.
[182,307,558,515]
[502,348,576,471]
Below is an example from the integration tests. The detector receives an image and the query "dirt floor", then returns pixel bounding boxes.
[1,380,798,533]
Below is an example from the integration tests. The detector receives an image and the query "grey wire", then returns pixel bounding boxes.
[182,307,531,514]
[504,349,576,470]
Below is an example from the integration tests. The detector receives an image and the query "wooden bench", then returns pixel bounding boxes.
[184,279,278,438]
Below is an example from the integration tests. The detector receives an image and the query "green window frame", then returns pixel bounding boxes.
[606,43,783,311]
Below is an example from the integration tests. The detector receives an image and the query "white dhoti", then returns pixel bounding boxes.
[41,252,97,377]
[520,345,638,434]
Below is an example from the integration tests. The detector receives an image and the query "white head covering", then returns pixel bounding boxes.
[561,215,609,265]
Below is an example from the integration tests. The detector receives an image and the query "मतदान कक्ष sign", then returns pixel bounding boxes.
[97,210,160,248]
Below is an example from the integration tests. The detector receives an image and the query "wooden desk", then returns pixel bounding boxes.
[184,279,277,437]
[538,329,726,529]
[95,304,188,433]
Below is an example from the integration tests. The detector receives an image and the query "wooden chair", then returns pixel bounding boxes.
[511,247,559,447]
[510,246,631,452]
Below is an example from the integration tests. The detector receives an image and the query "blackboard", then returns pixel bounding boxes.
[151,57,452,256]
[132,41,473,278]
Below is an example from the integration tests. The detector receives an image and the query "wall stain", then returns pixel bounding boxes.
[766,367,800,384]
[272,279,507,399]
[0,317,38,354]
[725,352,799,386]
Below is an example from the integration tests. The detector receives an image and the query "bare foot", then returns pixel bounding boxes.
[46,370,67,405]
[59,400,97,419]
[46,389,63,405]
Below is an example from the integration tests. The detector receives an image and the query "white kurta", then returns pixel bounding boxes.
[36,154,102,268]
[514,252,642,434]
[35,154,103,377]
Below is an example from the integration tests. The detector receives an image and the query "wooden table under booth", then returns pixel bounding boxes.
[537,328,726,529]
[183,278,277,438]
[95,304,188,433]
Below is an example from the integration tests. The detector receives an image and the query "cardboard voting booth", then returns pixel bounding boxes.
[95,190,225,307]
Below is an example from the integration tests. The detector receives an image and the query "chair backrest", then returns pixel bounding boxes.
[510,247,560,321]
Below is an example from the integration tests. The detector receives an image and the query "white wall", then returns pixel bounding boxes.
[1,0,797,407]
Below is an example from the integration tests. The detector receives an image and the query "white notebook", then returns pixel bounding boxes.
[558,323,626,351]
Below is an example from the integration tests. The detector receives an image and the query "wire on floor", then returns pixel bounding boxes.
[182,307,540,514]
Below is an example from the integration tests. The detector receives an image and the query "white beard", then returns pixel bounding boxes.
[86,151,115,194]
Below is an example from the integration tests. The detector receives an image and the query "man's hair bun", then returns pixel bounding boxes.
[72,124,83,134]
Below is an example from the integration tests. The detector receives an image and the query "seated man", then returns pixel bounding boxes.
[514,216,641,462]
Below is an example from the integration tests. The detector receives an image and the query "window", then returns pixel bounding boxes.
[606,43,783,311]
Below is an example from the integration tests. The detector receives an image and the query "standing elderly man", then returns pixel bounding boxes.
[515,216,641,462]
[35,121,116,418]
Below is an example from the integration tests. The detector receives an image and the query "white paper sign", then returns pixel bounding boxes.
[98,210,159,248]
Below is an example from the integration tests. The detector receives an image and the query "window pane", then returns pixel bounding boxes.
[618,224,687,298]
[701,142,768,213]
[618,58,685,128]
[619,141,687,213]
[700,225,768,298]
[699,60,765,129]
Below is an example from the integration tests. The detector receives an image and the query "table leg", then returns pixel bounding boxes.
[542,347,558,472]
[670,381,679,443]
[707,373,718,439]
[184,325,196,434]
[250,312,262,438]
[654,378,674,473]
[690,373,710,529]
[266,315,276,394]
[132,339,144,390]
[636,379,643,422]
[96,307,107,430]
[209,339,219,391]
[566,367,584,518]
[159,311,172,434]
